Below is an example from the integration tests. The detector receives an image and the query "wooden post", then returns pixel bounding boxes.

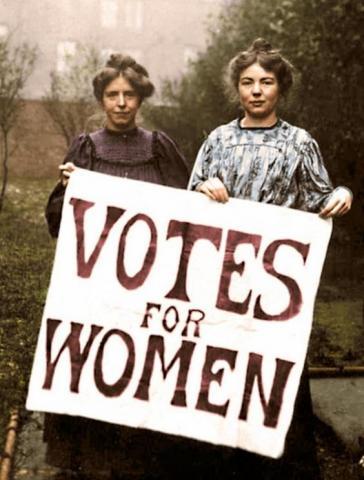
[0,409,19,480]
[309,366,364,377]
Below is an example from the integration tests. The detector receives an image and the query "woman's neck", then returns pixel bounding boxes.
[240,113,278,128]
[105,123,138,134]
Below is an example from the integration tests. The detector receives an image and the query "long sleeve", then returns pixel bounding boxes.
[45,134,92,238]
[187,137,212,191]
[154,131,190,188]
[295,137,334,213]
[187,119,351,214]
[45,181,67,238]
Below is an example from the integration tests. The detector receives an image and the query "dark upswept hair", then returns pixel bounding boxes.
[92,53,155,102]
[227,38,294,97]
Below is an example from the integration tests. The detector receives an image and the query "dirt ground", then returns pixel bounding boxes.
[315,417,363,479]
[10,413,364,480]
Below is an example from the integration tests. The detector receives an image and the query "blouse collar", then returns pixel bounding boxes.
[103,126,139,137]
[237,118,281,131]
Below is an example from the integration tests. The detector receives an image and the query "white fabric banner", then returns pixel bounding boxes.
[27,169,332,458]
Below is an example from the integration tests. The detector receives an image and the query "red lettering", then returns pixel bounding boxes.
[181,309,205,338]
[239,352,294,427]
[162,305,180,332]
[42,318,103,392]
[134,335,196,407]
[94,329,135,397]
[254,239,310,321]
[165,221,222,301]
[140,302,161,328]
[140,303,205,338]
[196,346,237,416]
[216,231,262,314]
[70,197,125,278]
[116,213,157,289]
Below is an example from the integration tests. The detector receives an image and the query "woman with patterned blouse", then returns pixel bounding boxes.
[188,38,352,479]
[189,40,352,217]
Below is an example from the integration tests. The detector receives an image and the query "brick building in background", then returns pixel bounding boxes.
[0,0,226,176]
[0,0,226,99]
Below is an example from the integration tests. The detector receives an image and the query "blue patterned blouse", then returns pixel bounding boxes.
[188,118,336,213]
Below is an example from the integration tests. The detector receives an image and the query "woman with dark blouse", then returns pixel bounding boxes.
[46,54,188,238]
[44,54,189,480]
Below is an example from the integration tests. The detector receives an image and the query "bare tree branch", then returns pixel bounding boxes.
[0,35,37,212]
[43,45,104,147]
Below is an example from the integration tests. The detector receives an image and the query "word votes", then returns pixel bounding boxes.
[70,197,311,321]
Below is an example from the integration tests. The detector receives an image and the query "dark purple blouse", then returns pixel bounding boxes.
[46,127,189,237]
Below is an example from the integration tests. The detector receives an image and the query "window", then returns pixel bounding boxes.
[184,47,198,67]
[57,41,76,72]
[0,24,9,38]
[101,48,142,64]
[101,0,118,28]
[101,48,115,63]
[126,49,142,63]
[125,0,143,31]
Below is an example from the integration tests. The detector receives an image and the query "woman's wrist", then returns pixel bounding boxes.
[334,186,353,200]
[194,181,205,192]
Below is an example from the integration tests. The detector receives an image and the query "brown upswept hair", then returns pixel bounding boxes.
[92,53,155,102]
[227,38,294,97]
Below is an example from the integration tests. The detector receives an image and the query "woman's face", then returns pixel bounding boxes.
[238,62,279,125]
[102,75,141,132]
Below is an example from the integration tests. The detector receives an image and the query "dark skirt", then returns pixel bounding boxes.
[44,369,320,479]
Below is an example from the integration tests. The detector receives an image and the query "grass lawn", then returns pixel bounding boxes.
[0,178,56,450]
[311,300,363,366]
[0,177,363,461]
